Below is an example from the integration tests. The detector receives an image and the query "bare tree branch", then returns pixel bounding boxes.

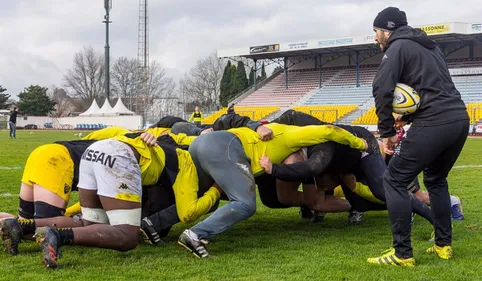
[63,46,105,109]
[48,85,73,117]
[136,60,176,121]
[180,52,225,107]
[111,56,138,99]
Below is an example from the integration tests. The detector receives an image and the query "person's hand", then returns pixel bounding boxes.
[200,128,213,135]
[382,135,399,155]
[212,182,223,194]
[140,132,158,146]
[362,139,369,151]
[259,155,273,174]
[339,174,357,191]
[394,114,407,128]
[256,126,274,141]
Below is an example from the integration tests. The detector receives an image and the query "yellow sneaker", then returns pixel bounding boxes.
[367,248,416,267]
[426,245,453,260]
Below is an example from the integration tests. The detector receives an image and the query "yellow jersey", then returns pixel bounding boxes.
[227,123,366,176]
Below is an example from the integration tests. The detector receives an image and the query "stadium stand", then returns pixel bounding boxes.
[203,106,280,124]
[293,105,358,123]
[447,58,482,68]
[303,85,373,105]
[352,107,377,125]
[354,73,482,125]
[215,22,482,126]
[235,69,340,107]
[467,102,482,123]
[355,102,482,125]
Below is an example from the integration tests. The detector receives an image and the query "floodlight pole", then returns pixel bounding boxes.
[103,0,112,100]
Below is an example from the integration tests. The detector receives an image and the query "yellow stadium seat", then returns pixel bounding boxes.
[202,106,280,123]
[293,105,358,123]
[353,103,482,125]
[467,103,482,124]
[352,107,378,124]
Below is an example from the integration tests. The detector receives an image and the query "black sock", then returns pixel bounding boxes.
[57,228,74,246]
[18,219,36,235]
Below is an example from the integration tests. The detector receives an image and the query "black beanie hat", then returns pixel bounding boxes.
[373,7,408,31]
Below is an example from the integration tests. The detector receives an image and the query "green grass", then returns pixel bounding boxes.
[0,130,481,281]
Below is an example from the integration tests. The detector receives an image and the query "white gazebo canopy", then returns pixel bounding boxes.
[111,97,135,115]
[98,99,114,115]
[79,99,100,116]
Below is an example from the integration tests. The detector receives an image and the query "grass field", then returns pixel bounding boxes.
[0,130,481,281]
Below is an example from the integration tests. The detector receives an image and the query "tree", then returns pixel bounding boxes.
[219,61,232,107]
[261,62,267,81]
[230,61,249,98]
[17,85,55,116]
[179,52,225,107]
[273,66,283,74]
[136,60,176,121]
[63,46,105,110]
[111,56,138,108]
[49,85,73,117]
[248,67,255,87]
[0,85,10,109]
[228,64,237,100]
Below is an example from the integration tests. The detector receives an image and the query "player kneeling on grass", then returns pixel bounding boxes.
[1,135,156,269]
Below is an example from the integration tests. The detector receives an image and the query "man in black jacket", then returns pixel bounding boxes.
[367,7,469,266]
[9,108,17,139]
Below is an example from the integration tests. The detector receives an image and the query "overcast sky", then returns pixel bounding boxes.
[0,0,481,99]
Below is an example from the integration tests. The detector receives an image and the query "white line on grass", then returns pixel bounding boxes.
[0,193,18,197]
[452,165,482,169]
[0,166,22,170]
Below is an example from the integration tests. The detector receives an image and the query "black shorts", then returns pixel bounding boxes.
[256,174,289,209]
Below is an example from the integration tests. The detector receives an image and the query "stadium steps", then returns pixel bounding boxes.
[292,87,322,106]
[328,69,345,83]
[264,107,288,122]
[338,99,375,124]
[229,70,283,105]
[292,69,345,107]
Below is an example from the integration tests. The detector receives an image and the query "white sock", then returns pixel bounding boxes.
[185,229,199,241]
[450,195,459,206]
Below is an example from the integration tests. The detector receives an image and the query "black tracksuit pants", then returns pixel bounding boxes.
[385,119,469,258]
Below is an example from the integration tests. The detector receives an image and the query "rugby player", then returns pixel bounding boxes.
[177,122,369,258]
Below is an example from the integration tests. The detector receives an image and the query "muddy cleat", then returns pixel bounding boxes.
[348,211,364,225]
[299,206,313,220]
[311,211,325,223]
[426,245,453,260]
[0,218,23,255]
[367,248,416,267]
[35,227,60,269]
[140,218,163,245]
[178,230,211,258]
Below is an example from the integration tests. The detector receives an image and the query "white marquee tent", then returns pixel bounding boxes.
[111,97,135,115]
[98,99,114,115]
[79,99,100,116]
[79,98,135,116]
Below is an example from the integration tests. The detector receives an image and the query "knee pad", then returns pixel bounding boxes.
[106,208,141,226]
[18,198,34,219]
[81,207,109,224]
[34,201,65,219]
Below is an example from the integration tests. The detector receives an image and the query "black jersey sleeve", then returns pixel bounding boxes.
[270,142,335,182]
